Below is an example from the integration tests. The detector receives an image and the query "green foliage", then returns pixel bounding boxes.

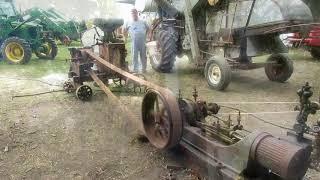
[0,43,73,77]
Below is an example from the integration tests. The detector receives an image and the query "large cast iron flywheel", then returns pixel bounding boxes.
[142,88,183,150]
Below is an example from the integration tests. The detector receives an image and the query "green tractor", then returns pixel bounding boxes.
[46,8,87,45]
[0,0,58,64]
[23,7,70,45]
[37,8,87,45]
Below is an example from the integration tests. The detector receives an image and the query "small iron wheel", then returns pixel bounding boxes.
[63,80,75,93]
[76,85,93,101]
[142,88,183,150]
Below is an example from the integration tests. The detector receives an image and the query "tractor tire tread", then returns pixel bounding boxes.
[1,37,32,64]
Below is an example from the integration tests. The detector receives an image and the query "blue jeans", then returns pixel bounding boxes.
[131,36,147,72]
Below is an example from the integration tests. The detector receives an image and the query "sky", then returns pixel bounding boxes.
[14,0,134,20]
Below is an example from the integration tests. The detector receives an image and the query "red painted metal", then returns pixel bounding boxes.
[288,26,320,47]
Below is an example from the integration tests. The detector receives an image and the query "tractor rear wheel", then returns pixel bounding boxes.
[310,47,320,60]
[35,38,58,60]
[265,53,293,82]
[150,29,178,73]
[204,57,232,91]
[1,37,32,64]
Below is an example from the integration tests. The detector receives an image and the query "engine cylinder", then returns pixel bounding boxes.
[250,133,311,180]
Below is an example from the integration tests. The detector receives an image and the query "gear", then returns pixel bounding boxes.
[63,80,75,93]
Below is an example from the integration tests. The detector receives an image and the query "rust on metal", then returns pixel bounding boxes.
[85,49,166,91]
[250,133,310,179]
[142,89,183,150]
[66,18,318,180]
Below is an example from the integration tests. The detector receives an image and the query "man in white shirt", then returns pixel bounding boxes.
[123,9,149,73]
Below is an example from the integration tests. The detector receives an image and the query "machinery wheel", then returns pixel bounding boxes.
[35,38,58,60]
[142,89,183,150]
[150,29,178,73]
[265,53,293,82]
[310,47,320,60]
[63,80,75,93]
[76,85,93,101]
[1,37,32,64]
[204,58,232,90]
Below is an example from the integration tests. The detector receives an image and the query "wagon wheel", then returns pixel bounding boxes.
[204,57,232,91]
[265,53,293,82]
[142,89,183,150]
[76,85,93,101]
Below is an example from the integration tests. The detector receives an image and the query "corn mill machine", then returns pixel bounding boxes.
[64,18,320,180]
[63,18,147,100]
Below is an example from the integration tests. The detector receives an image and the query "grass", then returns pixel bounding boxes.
[0,40,316,80]
[0,40,133,78]
[0,42,81,78]
[125,39,132,65]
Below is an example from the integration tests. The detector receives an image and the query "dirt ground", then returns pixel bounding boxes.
[0,48,320,179]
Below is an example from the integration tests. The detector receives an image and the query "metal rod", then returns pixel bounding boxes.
[263,23,320,34]
[88,70,118,100]
[245,0,257,28]
[86,50,165,91]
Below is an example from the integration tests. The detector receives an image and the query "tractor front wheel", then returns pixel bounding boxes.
[1,37,32,64]
[265,53,293,82]
[35,38,58,60]
[204,57,232,91]
[310,47,320,60]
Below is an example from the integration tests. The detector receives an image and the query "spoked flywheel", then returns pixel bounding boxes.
[76,85,93,101]
[142,88,183,150]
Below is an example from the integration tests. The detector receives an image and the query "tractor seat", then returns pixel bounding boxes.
[93,18,124,33]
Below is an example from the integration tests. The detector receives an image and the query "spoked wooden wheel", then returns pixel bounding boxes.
[142,88,183,150]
